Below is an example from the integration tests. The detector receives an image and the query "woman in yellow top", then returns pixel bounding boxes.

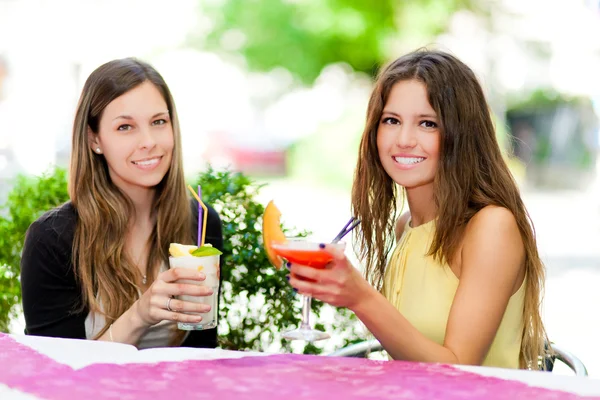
[287,49,548,369]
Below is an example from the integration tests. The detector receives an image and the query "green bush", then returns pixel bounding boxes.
[0,166,361,353]
[0,168,70,332]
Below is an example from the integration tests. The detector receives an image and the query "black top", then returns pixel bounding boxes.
[20,200,223,348]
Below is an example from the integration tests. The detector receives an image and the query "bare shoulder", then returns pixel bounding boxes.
[395,212,411,242]
[465,206,520,237]
[462,205,525,278]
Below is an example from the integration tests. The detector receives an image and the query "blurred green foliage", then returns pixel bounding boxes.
[196,0,480,84]
[0,168,70,332]
[507,88,584,112]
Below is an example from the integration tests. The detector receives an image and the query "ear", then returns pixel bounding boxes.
[87,126,101,153]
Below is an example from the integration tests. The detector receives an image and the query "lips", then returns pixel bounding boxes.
[393,156,425,165]
[131,156,162,166]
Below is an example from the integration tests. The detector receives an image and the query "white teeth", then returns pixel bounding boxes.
[394,157,425,165]
[133,158,160,166]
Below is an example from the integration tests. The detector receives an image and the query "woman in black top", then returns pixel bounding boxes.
[20,58,223,349]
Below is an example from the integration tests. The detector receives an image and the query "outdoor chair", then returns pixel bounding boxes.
[328,339,588,377]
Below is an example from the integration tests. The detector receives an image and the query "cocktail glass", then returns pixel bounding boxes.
[271,239,345,342]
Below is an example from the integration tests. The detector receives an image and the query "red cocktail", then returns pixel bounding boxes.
[271,239,345,342]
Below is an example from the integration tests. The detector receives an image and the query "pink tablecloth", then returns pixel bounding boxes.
[0,334,595,399]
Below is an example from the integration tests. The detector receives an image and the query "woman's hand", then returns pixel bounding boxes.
[133,267,213,327]
[287,243,375,310]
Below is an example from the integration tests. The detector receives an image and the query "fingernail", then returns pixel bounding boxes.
[286,262,291,269]
[319,243,325,249]
[198,272,206,279]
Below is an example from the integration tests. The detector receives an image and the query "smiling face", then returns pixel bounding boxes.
[376,79,441,191]
[88,81,174,196]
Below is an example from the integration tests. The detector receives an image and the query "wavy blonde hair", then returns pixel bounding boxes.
[352,49,549,369]
[69,58,192,342]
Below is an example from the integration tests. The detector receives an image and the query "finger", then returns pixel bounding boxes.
[162,297,212,314]
[159,283,214,297]
[150,296,212,315]
[291,263,339,285]
[289,274,331,297]
[161,267,206,283]
[290,263,323,281]
[158,309,204,324]
[145,297,204,324]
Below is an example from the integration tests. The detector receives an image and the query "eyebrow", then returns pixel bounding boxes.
[113,111,169,121]
[382,110,438,119]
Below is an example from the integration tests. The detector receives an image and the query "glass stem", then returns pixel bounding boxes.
[300,295,312,330]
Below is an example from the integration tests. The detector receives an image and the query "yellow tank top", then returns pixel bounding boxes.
[382,219,525,369]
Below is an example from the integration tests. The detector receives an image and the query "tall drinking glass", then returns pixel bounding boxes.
[169,248,220,330]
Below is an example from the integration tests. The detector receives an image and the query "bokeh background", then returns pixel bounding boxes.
[1,0,599,377]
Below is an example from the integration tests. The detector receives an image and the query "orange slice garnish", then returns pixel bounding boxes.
[262,200,287,269]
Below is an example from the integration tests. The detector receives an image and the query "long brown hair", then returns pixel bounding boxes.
[352,49,548,369]
[69,58,192,341]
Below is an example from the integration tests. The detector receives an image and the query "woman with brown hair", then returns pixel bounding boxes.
[288,49,549,369]
[21,58,222,349]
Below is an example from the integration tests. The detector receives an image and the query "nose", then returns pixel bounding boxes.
[395,125,417,149]
[138,126,157,150]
